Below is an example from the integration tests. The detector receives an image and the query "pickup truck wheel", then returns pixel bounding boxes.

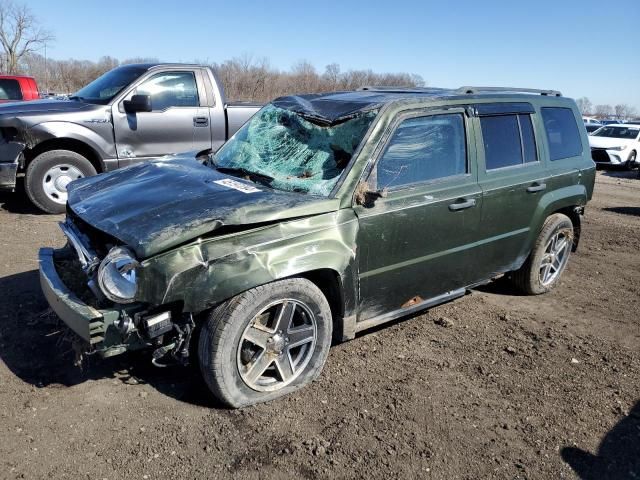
[511,213,574,295]
[25,149,96,214]
[198,278,332,408]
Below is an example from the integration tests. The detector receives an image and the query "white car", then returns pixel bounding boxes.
[589,124,640,169]
[583,116,602,125]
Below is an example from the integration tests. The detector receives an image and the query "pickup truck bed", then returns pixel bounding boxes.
[226,102,263,137]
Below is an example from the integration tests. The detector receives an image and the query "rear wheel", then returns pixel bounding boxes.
[511,213,574,295]
[198,278,332,408]
[25,149,96,214]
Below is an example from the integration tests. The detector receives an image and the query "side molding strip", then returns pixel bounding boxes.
[354,288,466,334]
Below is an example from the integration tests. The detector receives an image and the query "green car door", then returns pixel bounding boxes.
[470,103,551,280]
[354,109,483,322]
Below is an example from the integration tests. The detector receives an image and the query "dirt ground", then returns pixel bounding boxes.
[0,170,638,480]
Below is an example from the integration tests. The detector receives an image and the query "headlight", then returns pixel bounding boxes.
[97,246,139,303]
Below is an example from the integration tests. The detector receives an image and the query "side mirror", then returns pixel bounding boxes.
[355,181,388,207]
[123,94,152,113]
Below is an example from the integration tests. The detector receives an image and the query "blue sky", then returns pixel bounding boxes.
[26,0,640,110]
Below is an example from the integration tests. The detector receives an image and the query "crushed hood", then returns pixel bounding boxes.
[67,156,340,258]
[0,99,100,117]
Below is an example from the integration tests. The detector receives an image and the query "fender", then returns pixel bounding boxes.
[27,121,117,164]
[515,183,588,266]
[137,210,360,318]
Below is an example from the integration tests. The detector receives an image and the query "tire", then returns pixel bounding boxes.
[25,149,97,214]
[511,213,574,295]
[627,150,637,170]
[198,278,332,408]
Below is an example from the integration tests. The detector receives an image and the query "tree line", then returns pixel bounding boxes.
[1,0,636,112]
[14,53,425,101]
[575,97,637,120]
[0,1,424,100]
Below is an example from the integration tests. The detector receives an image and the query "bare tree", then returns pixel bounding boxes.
[323,63,341,89]
[0,1,53,73]
[614,104,636,120]
[594,104,613,119]
[576,97,592,115]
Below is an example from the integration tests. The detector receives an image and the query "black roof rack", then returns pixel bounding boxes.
[358,85,562,97]
[357,86,450,93]
[456,86,562,97]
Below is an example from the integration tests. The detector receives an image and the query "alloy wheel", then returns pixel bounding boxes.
[237,299,317,392]
[539,230,571,286]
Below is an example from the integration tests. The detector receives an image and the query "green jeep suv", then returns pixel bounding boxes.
[39,86,596,407]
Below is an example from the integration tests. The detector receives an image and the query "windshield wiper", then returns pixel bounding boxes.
[214,165,274,188]
[68,95,84,101]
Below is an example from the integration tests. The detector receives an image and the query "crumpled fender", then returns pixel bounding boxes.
[136,209,359,316]
[26,121,116,161]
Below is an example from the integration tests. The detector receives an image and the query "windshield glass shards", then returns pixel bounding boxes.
[211,104,378,196]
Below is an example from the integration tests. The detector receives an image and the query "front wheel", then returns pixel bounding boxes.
[627,150,637,170]
[25,149,97,214]
[511,213,574,295]
[198,278,332,408]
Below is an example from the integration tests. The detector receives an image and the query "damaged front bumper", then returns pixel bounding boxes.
[38,247,146,358]
[0,142,24,191]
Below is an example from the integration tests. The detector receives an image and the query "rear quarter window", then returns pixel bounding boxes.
[0,79,22,100]
[541,107,582,161]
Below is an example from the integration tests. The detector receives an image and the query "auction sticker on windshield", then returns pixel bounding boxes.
[213,178,261,193]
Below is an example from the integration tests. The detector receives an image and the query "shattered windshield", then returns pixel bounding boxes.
[211,104,378,196]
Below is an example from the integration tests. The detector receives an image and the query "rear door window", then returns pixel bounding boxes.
[0,79,22,100]
[541,107,582,160]
[480,114,538,169]
[376,113,467,189]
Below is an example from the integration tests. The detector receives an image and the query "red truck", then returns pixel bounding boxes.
[0,75,39,102]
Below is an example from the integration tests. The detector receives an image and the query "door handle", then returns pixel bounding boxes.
[193,116,209,127]
[448,198,476,211]
[526,182,547,193]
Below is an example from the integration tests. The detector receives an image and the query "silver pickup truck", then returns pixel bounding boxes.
[0,63,261,213]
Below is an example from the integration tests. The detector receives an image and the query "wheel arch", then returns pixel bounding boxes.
[24,137,104,173]
[535,184,587,253]
[296,268,348,343]
[552,205,582,252]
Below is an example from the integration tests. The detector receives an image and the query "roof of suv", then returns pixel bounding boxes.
[271,86,564,125]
